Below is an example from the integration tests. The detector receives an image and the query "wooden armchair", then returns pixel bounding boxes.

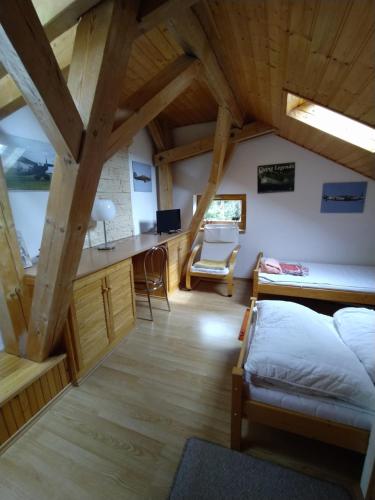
[185,224,240,297]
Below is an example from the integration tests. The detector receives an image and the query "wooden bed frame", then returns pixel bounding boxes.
[252,252,375,305]
[231,298,370,454]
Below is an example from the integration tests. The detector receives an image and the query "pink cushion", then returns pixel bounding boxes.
[260,257,282,274]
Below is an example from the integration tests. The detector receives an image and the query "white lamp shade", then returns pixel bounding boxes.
[91,199,116,222]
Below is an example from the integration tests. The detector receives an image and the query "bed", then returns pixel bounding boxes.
[252,252,375,305]
[231,298,375,453]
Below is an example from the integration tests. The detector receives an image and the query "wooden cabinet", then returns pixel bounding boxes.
[167,233,190,292]
[67,258,135,381]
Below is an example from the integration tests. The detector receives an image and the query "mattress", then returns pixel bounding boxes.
[243,305,375,430]
[244,377,375,430]
[259,261,375,293]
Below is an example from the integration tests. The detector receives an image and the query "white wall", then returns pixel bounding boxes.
[129,128,158,235]
[173,130,375,278]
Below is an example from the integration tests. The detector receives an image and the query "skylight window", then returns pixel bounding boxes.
[286,92,375,153]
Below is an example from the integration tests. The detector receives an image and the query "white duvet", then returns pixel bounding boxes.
[245,301,375,411]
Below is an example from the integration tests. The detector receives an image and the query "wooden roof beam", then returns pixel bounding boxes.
[138,0,200,33]
[189,106,232,243]
[0,158,28,357]
[148,118,174,210]
[106,56,201,160]
[0,0,101,80]
[26,0,139,362]
[0,1,84,163]
[155,121,276,166]
[166,8,244,128]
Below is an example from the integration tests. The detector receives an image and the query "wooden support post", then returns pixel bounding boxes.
[148,118,174,210]
[0,0,84,163]
[361,425,375,499]
[0,158,28,355]
[167,8,243,127]
[26,0,139,362]
[106,58,201,160]
[189,106,232,243]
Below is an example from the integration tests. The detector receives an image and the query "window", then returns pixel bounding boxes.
[286,91,375,153]
[195,194,246,231]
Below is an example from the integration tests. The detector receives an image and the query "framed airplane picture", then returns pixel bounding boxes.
[132,161,152,192]
[0,134,55,190]
[321,181,367,213]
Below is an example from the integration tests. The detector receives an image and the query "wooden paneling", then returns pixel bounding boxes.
[0,353,70,446]
[167,233,190,292]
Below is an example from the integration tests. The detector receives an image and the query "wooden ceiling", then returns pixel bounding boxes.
[121,0,375,178]
[2,0,375,178]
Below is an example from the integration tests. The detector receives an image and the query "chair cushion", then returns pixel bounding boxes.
[191,264,229,276]
[204,224,239,243]
[194,259,227,271]
[201,242,237,262]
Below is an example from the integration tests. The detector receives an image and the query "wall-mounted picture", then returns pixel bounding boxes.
[321,181,367,213]
[257,162,295,193]
[132,161,152,192]
[0,134,55,190]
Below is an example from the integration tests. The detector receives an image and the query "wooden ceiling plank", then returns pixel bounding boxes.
[0,158,28,356]
[166,8,244,127]
[106,58,201,160]
[189,106,232,243]
[138,0,200,33]
[26,0,139,362]
[155,121,276,166]
[0,1,83,163]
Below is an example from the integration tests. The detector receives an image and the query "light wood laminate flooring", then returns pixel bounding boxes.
[0,281,363,499]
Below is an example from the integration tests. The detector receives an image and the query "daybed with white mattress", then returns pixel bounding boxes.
[231,298,375,453]
[252,252,375,305]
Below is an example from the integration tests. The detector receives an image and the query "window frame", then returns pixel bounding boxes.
[196,193,247,231]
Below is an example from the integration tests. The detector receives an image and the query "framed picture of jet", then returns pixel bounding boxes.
[0,134,55,190]
[257,162,295,193]
[132,161,152,192]
[321,182,367,213]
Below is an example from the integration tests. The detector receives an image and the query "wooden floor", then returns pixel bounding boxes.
[0,281,364,499]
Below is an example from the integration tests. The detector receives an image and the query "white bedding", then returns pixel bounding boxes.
[245,379,375,430]
[245,301,375,410]
[259,261,375,293]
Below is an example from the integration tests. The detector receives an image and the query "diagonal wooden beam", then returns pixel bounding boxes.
[189,106,232,243]
[155,121,276,166]
[106,57,201,160]
[0,27,75,121]
[138,0,200,33]
[0,0,84,163]
[0,158,28,356]
[0,0,101,80]
[166,8,244,128]
[26,0,139,362]
[148,118,174,210]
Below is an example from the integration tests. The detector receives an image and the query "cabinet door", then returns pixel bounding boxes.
[178,234,190,276]
[73,276,109,367]
[106,260,135,339]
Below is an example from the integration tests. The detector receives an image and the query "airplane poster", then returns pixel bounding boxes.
[132,161,152,192]
[0,134,55,190]
[321,182,367,213]
[257,162,295,193]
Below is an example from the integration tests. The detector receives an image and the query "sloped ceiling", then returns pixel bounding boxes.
[122,0,375,178]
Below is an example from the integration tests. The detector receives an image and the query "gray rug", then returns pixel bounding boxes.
[169,438,351,500]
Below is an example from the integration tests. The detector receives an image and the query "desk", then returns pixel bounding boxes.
[24,232,190,382]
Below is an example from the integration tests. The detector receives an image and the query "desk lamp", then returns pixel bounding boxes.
[91,199,116,250]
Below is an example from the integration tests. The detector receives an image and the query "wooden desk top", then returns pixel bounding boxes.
[25,231,189,281]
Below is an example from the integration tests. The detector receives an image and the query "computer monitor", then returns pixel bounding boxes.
[156,209,181,234]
